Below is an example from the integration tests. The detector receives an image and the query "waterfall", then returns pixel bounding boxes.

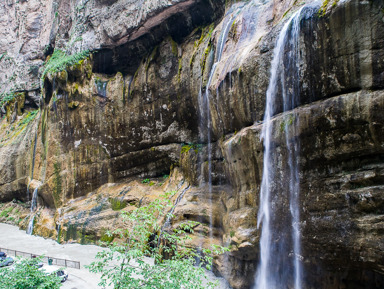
[198,10,239,240]
[26,215,35,235]
[255,6,305,289]
[27,116,40,202]
[27,186,39,235]
[26,95,42,235]
[95,79,108,98]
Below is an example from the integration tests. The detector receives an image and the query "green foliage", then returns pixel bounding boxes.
[194,24,215,49]
[41,49,90,84]
[109,197,128,211]
[0,109,39,148]
[280,114,295,132]
[319,0,330,16]
[181,143,202,154]
[142,178,150,184]
[87,192,228,289]
[318,0,339,16]
[18,110,39,127]
[0,206,14,218]
[0,91,15,107]
[0,257,62,289]
[100,231,115,243]
[190,24,215,68]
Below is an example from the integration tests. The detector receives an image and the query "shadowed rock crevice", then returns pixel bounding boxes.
[93,0,226,75]
[0,0,384,288]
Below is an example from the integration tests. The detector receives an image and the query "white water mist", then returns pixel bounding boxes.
[255,7,305,289]
[27,186,39,235]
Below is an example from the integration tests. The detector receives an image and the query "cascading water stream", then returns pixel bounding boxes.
[25,94,43,235]
[282,12,304,289]
[26,98,42,202]
[27,186,40,235]
[198,7,240,241]
[255,6,305,289]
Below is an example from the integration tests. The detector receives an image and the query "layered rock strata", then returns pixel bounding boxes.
[0,0,383,288]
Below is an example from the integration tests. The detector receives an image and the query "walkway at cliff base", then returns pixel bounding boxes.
[0,223,105,289]
[0,223,231,289]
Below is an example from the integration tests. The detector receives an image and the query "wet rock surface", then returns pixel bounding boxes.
[0,0,384,288]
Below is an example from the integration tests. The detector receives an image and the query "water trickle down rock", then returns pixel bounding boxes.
[198,7,240,242]
[255,6,307,289]
[27,185,40,235]
[95,78,108,98]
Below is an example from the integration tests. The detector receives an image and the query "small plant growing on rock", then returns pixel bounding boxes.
[181,143,202,154]
[0,91,15,107]
[109,197,127,211]
[41,49,90,86]
[87,192,227,289]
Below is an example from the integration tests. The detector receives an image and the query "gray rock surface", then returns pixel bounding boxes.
[0,0,384,288]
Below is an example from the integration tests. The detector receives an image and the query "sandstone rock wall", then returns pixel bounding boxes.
[0,0,384,288]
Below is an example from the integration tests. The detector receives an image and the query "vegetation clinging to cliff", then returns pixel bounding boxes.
[318,0,340,16]
[41,49,91,84]
[0,109,39,147]
[88,192,227,289]
[0,92,15,107]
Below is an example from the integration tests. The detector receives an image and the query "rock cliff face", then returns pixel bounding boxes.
[1,0,384,288]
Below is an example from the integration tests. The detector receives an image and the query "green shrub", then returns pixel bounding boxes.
[87,192,228,289]
[109,197,127,211]
[41,49,90,84]
[0,207,14,218]
[18,110,39,127]
[0,92,15,107]
[0,256,62,289]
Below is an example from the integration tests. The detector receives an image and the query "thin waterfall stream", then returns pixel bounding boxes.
[198,6,240,241]
[26,97,43,235]
[255,6,305,289]
[27,185,40,235]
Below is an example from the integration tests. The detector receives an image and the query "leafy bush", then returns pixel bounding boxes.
[41,49,90,83]
[0,206,14,218]
[87,192,227,289]
[109,197,127,211]
[0,257,62,289]
[18,110,39,128]
[0,92,15,107]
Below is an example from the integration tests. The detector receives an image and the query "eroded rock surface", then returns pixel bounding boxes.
[0,0,384,288]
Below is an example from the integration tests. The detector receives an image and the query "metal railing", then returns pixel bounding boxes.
[0,247,80,269]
